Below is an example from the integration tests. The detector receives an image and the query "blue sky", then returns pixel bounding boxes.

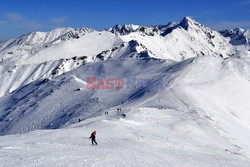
[0,0,250,41]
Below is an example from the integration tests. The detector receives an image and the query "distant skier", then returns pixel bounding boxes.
[89,131,97,145]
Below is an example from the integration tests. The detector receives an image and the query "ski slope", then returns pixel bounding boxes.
[0,107,249,167]
[1,55,250,166]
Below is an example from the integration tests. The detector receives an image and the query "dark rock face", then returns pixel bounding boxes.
[220,28,249,46]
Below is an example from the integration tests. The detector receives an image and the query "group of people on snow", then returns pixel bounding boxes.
[88,108,128,145]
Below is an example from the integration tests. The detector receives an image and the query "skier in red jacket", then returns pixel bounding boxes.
[89,131,97,145]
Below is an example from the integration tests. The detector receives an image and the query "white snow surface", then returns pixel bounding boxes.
[0,17,250,166]
[0,107,250,167]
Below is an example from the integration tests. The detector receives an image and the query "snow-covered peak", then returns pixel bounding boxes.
[220,28,250,46]
[110,24,140,35]
[178,16,210,33]
[0,27,94,51]
[1,28,72,47]
[153,17,209,37]
[109,17,202,36]
[0,27,96,62]
[110,22,179,36]
[56,27,94,42]
[178,16,196,30]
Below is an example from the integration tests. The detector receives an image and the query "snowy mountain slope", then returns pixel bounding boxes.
[0,30,122,96]
[0,58,173,135]
[0,55,88,97]
[0,107,250,167]
[0,27,93,60]
[0,17,249,99]
[119,17,233,60]
[25,31,123,64]
[0,17,246,97]
[1,55,250,159]
[143,55,250,156]
[220,28,250,46]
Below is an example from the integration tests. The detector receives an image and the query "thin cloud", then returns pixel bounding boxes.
[2,12,44,30]
[51,17,67,25]
[1,12,68,31]
[0,20,7,25]
[5,12,23,22]
[208,20,250,30]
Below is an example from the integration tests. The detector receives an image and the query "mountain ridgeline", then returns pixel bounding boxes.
[0,16,250,140]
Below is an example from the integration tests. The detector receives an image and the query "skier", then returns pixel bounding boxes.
[89,131,97,145]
